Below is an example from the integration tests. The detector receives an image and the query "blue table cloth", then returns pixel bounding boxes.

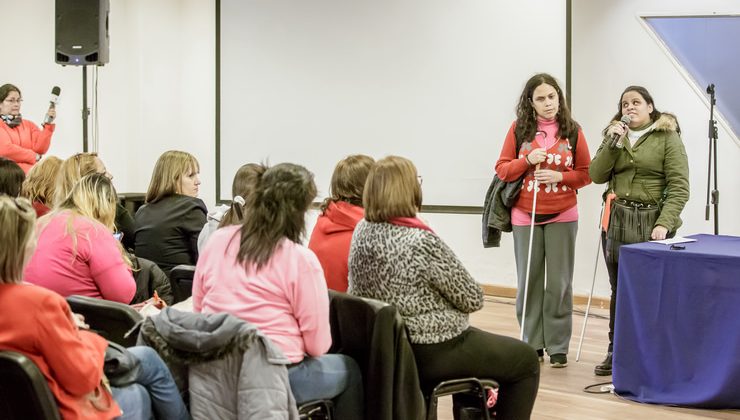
[613,234,740,408]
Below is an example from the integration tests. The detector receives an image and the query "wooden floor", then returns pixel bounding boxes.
[433,297,740,420]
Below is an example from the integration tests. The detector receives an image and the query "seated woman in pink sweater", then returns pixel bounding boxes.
[193,162,363,419]
[24,173,136,303]
[308,154,374,292]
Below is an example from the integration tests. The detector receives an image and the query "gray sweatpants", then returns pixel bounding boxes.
[512,221,577,355]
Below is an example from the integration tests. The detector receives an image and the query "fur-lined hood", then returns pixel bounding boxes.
[652,113,678,132]
[608,113,679,134]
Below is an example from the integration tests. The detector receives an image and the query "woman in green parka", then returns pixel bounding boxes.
[589,85,689,376]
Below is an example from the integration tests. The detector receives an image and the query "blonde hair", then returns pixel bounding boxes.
[363,156,422,222]
[56,152,102,206]
[48,173,131,267]
[58,173,118,231]
[22,156,63,206]
[145,150,200,203]
[0,196,37,284]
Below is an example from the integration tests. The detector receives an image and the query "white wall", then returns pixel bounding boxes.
[218,0,566,207]
[9,0,739,300]
[7,0,216,205]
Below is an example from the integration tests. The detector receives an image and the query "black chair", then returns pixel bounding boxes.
[170,264,196,303]
[328,290,426,420]
[0,351,60,420]
[66,295,143,347]
[426,378,499,420]
[298,400,333,420]
[117,192,146,216]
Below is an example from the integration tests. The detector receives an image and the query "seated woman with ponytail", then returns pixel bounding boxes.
[193,163,364,419]
[197,162,266,251]
[24,173,137,304]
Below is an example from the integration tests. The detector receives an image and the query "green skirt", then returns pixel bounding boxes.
[605,199,661,264]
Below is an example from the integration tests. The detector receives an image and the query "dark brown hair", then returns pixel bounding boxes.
[236,163,316,270]
[609,85,681,135]
[0,84,21,103]
[0,157,25,197]
[515,73,579,145]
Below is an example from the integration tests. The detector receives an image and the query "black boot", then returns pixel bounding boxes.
[594,352,613,376]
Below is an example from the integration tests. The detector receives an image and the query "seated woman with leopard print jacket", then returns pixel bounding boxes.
[348,155,540,420]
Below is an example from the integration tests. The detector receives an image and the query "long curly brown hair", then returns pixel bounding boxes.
[514,73,579,145]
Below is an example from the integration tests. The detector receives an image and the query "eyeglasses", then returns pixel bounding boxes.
[3,98,23,104]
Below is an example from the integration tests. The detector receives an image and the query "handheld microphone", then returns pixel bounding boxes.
[43,86,61,125]
[609,114,631,148]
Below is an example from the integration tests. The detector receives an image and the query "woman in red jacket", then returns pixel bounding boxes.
[308,154,375,292]
[495,73,591,368]
[0,84,55,173]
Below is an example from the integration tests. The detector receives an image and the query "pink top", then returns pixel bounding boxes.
[24,211,136,303]
[193,225,331,363]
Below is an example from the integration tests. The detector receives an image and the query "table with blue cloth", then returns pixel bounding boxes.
[613,234,740,408]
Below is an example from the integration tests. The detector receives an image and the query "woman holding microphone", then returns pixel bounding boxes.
[0,84,56,173]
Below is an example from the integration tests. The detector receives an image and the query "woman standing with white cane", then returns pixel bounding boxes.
[495,73,591,368]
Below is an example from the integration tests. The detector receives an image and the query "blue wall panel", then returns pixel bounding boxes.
[646,16,740,139]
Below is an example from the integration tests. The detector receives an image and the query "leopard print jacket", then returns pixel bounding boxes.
[348,220,484,344]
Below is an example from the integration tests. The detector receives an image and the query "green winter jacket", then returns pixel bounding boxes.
[589,113,689,233]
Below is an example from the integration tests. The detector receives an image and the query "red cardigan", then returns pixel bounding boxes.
[0,283,120,419]
[495,121,591,214]
[308,201,364,292]
[0,119,54,173]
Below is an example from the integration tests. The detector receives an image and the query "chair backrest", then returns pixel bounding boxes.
[170,264,196,303]
[328,290,425,420]
[66,295,143,347]
[0,351,61,420]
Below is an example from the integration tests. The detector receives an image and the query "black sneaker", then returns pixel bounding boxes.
[550,353,568,368]
[536,349,544,363]
[594,352,613,376]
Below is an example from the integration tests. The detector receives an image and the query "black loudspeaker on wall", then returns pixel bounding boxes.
[55,0,110,66]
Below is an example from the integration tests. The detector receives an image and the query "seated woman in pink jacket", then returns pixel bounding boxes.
[24,173,136,303]
[308,154,374,292]
[0,83,55,173]
[193,163,363,419]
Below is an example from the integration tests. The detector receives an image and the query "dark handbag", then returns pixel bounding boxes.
[104,341,141,387]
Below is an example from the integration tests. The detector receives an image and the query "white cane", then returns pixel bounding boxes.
[575,200,606,362]
[520,163,540,342]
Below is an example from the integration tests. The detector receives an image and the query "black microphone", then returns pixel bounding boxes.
[609,114,631,148]
[43,86,61,125]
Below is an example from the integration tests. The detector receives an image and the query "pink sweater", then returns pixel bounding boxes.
[193,225,331,363]
[24,211,136,303]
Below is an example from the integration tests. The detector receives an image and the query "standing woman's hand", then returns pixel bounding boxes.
[526,147,547,165]
[534,169,563,184]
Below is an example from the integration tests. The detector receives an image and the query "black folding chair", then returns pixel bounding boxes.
[170,264,196,303]
[66,295,143,347]
[0,351,60,420]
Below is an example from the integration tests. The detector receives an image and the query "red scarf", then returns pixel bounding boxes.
[388,217,435,233]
